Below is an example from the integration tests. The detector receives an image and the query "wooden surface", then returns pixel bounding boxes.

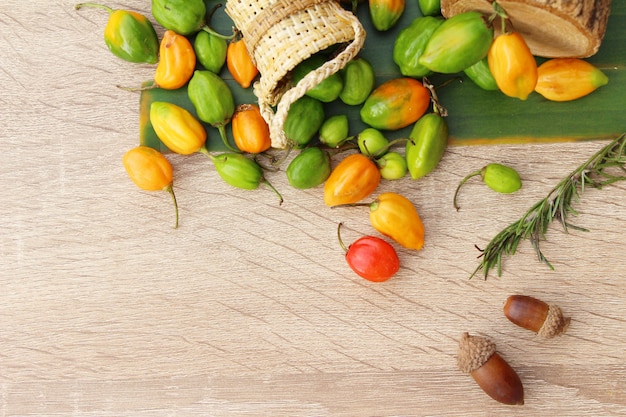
[1,1,625,416]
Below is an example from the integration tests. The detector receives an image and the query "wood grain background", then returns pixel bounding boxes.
[1,1,624,416]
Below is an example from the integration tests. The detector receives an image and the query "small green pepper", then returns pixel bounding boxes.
[187,70,237,152]
[463,57,498,91]
[284,96,325,148]
[357,128,388,157]
[194,30,228,74]
[339,58,376,106]
[319,115,350,148]
[418,0,441,16]
[75,3,159,64]
[151,0,206,35]
[286,147,332,189]
[453,163,522,210]
[377,152,407,180]
[419,11,494,74]
[405,112,449,180]
[369,0,405,31]
[393,16,443,78]
[209,153,283,203]
[293,55,344,103]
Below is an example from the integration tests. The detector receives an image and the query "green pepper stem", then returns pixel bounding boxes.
[116,84,156,92]
[337,222,349,253]
[201,25,237,40]
[217,125,240,153]
[262,178,284,205]
[164,184,179,229]
[372,138,409,159]
[74,2,113,13]
[453,169,482,211]
[198,145,213,159]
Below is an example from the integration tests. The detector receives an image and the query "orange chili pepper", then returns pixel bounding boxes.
[534,58,609,102]
[368,192,424,250]
[149,101,207,155]
[123,146,179,228]
[153,30,197,90]
[323,153,381,206]
[487,31,537,100]
[226,38,258,89]
[231,104,271,154]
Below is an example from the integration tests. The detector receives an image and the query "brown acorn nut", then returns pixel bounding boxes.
[503,295,570,338]
[457,332,524,405]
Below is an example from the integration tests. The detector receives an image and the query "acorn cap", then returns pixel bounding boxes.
[457,332,497,374]
[538,304,571,338]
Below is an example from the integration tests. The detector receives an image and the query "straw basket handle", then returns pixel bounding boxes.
[240,0,366,148]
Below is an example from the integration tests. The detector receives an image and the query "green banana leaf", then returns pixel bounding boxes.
[140,0,625,152]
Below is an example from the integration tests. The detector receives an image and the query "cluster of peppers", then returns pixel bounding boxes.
[78,0,609,283]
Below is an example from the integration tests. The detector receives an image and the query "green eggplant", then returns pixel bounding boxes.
[419,11,494,74]
[75,3,159,64]
[286,147,332,189]
[393,16,444,78]
[406,112,449,179]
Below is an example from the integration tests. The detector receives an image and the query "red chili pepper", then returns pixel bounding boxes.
[337,222,400,282]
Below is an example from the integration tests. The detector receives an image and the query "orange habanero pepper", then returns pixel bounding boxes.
[488,31,537,100]
[123,146,179,228]
[231,104,271,154]
[154,30,197,90]
[368,192,424,250]
[149,101,208,155]
[227,38,258,89]
[324,153,381,207]
[534,58,609,102]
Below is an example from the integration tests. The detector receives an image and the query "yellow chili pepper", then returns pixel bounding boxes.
[226,38,258,89]
[231,104,271,154]
[324,153,381,207]
[154,30,197,90]
[534,58,609,102]
[368,192,424,250]
[149,101,207,155]
[123,146,179,228]
[488,31,537,100]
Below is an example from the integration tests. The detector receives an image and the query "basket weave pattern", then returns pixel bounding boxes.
[226,0,365,148]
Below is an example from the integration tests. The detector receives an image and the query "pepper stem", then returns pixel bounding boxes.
[337,222,349,253]
[217,125,240,153]
[74,2,113,13]
[453,169,482,211]
[262,178,284,205]
[164,184,179,229]
[204,4,238,40]
[372,138,409,159]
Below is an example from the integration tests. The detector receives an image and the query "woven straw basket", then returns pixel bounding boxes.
[225,0,366,148]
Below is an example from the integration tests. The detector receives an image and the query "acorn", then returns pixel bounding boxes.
[503,295,570,338]
[457,332,524,405]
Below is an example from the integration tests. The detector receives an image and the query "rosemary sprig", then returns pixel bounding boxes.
[471,133,626,279]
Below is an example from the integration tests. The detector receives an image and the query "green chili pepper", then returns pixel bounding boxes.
[75,3,159,64]
[463,57,498,91]
[419,11,494,74]
[187,70,237,152]
[319,115,350,148]
[377,152,407,180]
[286,147,332,189]
[453,163,522,210]
[393,16,443,78]
[358,128,389,157]
[284,96,325,148]
[339,58,376,106]
[405,112,449,180]
[293,55,344,103]
[210,153,283,203]
[194,30,228,74]
[151,0,206,35]
[418,0,441,16]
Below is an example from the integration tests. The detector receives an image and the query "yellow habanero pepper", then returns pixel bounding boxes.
[534,58,609,102]
[488,31,537,100]
[368,192,424,250]
[227,38,258,89]
[231,104,271,154]
[324,153,381,207]
[149,101,208,155]
[123,146,179,228]
[153,30,197,90]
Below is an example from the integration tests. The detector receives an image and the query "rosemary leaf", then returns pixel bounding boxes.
[471,133,626,280]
